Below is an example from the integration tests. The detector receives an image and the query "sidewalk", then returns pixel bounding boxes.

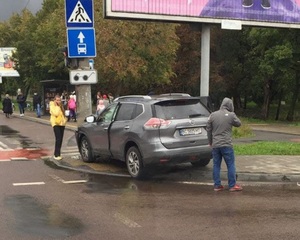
[13,110,78,131]
[11,110,300,182]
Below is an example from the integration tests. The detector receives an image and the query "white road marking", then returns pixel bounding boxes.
[177,181,214,186]
[0,141,10,149]
[49,174,87,184]
[114,213,141,228]
[11,157,29,161]
[63,180,88,184]
[49,174,65,183]
[13,182,45,186]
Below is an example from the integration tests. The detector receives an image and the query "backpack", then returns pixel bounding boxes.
[68,99,76,109]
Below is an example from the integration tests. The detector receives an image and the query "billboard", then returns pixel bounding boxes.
[0,48,19,77]
[104,0,300,29]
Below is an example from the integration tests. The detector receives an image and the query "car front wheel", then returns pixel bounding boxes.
[126,146,145,179]
[80,136,94,163]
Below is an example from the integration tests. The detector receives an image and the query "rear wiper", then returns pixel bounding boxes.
[189,114,202,118]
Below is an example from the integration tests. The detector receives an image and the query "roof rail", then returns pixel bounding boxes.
[159,93,191,97]
[114,95,151,101]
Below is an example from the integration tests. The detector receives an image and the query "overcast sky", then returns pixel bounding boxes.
[0,0,43,21]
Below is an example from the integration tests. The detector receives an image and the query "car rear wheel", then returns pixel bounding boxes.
[80,136,94,163]
[126,146,145,179]
[191,159,211,167]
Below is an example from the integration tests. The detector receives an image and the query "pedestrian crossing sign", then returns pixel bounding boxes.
[65,0,94,28]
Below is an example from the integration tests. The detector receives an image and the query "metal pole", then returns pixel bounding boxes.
[74,58,93,126]
[200,24,210,97]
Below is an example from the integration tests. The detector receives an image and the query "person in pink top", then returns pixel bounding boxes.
[67,95,77,122]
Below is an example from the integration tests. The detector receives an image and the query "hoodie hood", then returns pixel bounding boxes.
[220,97,234,112]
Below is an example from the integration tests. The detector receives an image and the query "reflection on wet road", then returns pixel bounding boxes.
[4,194,83,238]
[0,125,50,160]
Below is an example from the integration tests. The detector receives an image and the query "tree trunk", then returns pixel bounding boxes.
[261,78,272,120]
[286,74,300,121]
[243,92,248,110]
[275,89,283,121]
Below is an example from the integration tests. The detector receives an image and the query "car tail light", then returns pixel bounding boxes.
[144,118,171,129]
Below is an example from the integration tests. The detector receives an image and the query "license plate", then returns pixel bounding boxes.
[179,127,202,136]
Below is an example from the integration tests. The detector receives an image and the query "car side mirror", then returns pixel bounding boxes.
[85,115,96,123]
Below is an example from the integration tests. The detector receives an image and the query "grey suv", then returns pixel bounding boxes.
[75,94,212,179]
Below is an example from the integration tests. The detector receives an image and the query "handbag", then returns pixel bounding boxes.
[65,110,70,116]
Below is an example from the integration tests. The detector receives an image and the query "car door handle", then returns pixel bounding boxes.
[124,126,130,130]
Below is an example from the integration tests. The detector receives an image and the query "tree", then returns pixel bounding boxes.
[94,0,179,95]
[167,24,201,96]
[248,28,294,120]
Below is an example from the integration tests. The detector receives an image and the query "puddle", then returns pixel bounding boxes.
[4,194,84,238]
[0,125,19,135]
[0,125,34,148]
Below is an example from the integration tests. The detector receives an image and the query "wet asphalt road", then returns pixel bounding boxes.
[0,159,300,240]
[1,113,300,239]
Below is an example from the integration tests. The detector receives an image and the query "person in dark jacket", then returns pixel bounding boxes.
[206,97,242,192]
[33,92,42,118]
[2,94,13,118]
[16,91,26,116]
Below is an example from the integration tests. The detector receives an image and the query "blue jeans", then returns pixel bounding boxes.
[36,103,41,117]
[18,103,25,114]
[212,147,236,188]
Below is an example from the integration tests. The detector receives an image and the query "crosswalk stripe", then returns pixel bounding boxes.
[11,157,29,161]
[0,141,10,149]
[13,182,45,186]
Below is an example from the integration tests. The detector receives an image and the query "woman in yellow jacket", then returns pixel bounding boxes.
[50,95,67,160]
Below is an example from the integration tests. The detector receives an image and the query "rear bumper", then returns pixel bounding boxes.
[140,143,212,166]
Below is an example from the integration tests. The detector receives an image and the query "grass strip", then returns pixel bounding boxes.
[234,142,300,155]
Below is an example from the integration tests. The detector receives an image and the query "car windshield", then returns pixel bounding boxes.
[154,99,210,120]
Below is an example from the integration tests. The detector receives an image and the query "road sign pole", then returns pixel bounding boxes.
[75,58,93,125]
[66,0,95,125]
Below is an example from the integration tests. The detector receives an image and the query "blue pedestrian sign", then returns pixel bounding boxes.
[67,28,96,58]
[65,0,94,28]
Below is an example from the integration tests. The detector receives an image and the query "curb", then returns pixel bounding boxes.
[15,114,78,132]
[42,155,300,183]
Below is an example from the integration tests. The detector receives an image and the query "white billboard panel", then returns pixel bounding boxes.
[0,48,20,77]
[104,0,300,29]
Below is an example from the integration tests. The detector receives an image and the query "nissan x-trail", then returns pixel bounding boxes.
[75,94,212,179]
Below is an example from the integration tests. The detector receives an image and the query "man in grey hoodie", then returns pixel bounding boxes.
[206,97,243,192]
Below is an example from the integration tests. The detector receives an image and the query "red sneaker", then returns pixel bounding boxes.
[214,185,224,192]
[229,184,243,192]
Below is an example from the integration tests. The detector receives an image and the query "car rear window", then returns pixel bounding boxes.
[154,99,210,120]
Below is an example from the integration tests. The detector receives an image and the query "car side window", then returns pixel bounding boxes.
[98,104,117,123]
[134,104,143,118]
[115,103,136,121]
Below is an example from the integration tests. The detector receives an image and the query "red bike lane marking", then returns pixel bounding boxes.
[0,148,51,160]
